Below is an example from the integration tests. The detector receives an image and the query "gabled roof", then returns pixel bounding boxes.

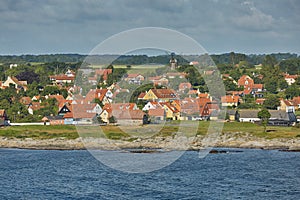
[110,103,137,111]
[150,89,178,99]
[84,89,109,102]
[292,96,300,105]
[20,97,32,105]
[282,99,294,106]
[48,95,65,104]
[178,82,192,90]
[29,102,43,111]
[72,103,100,113]
[73,112,97,119]
[138,92,146,99]
[148,108,165,117]
[256,98,265,105]
[238,75,254,86]
[221,95,240,103]
[112,110,145,120]
[253,84,263,90]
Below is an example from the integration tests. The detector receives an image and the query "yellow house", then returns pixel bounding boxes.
[143,89,178,102]
[161,103,180,120]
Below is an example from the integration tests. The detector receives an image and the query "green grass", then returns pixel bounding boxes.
[0,125,78,139]
[0,122,299,140]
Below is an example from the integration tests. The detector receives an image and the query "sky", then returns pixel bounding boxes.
[1,0,300,55]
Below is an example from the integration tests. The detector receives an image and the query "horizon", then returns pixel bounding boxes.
[0,52,299,57]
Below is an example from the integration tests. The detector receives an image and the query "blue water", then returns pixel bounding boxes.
[0,148,299,199]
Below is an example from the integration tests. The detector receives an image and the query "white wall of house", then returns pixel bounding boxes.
[239,117,260,122]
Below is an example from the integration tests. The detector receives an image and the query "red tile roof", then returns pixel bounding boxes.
[148,108,165,117]
[221,96,240,103]
[112,110,145,120]
[150,89,178,99]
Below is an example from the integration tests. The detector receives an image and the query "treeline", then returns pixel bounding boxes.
[0,54,85,64]
[1,52,298,65]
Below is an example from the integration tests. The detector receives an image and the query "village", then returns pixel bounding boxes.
[0,54,299,127]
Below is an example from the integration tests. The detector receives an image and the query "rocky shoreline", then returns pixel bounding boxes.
[1,132,300,151]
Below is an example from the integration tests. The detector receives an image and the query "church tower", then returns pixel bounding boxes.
[169,52,177,70]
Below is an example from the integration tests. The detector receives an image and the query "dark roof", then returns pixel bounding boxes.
[44,115,64,120]
[238,109,291,121]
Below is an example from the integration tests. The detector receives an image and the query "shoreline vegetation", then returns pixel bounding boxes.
[1,122,300,151]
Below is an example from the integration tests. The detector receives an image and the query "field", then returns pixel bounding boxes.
[1,122,300,140]
[91,64,165,74]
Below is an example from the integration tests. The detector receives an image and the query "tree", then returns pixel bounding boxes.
[263,95,280,110]
[109,116,116,124]
[258,109,271,133]
[264,79,278,94]
[285,85,300,99]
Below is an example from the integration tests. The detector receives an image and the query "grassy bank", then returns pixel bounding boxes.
[0,122,300,140]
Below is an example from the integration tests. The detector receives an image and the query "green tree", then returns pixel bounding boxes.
[258,109,271,133]
[263,95,280,109]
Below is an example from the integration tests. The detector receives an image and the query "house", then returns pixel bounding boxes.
[124,74,145,84]
[31,95,41,101]
[95,69,113,82]
[20,97,32,106]
[42,116,64,125]
[236,109,296,125]
[284,73,298,85]
[178,82,192,92]
[142,101,162,111]
[268,110,296,126]
[63,112,74,125]
[0,109,8,126]
[227,110,237,121]
[72,103,102,114]
[138,92,146,100]
[252,84,264,92]
[160,102,180,120]
[100,103,139,124]
[84,89,113,104]
[237,75,264,95]
[255,98,265,105]
[99,106,112,124]
[238,75,254,88]
[221,95,240,107]
[189,61,199,66]
[279,99,295,113]
[3,76,28,91]
[49,70,75,84]
[28,102,43,115]
[180,98,200,116]
[143,89,178,102]
[236,110,261,122]
[148,108,165,122]
[73,111,97,125]
[292,96,300,110]
[46,94,65,104]
[166,72,186,79]
[111,110,147,125]
[148,76,169,86]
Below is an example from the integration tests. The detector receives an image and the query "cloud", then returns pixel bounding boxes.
[232,1,275,31]
[0,0,299,54]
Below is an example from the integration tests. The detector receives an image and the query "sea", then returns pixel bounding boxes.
[0,148,299,199]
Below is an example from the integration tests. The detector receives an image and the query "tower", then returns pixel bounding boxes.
[169,52,177,70]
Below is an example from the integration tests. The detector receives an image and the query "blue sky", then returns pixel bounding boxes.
[1,0,300,55]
